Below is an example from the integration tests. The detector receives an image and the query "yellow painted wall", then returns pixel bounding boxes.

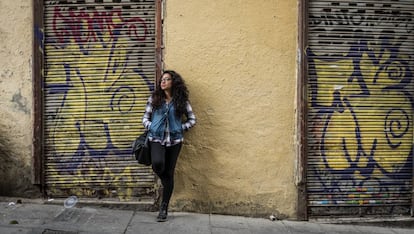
[0,0,39,196]
[164,0,298,218]
[0,0,299,218]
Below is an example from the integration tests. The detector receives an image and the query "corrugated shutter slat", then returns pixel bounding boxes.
[43,0,157,202]
[306,0,414,217]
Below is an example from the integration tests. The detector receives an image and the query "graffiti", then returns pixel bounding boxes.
[308,2,413,55]
[34,25,44,52]
[43,3,156,199]
[52,7,148,52]
[307,1,413,208]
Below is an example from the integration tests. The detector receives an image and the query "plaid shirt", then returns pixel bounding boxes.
[142,97,196,146]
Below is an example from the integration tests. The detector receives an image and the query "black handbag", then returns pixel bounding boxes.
[132,131,151,166]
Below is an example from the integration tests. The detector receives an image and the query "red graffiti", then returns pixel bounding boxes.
[52,7,148,44]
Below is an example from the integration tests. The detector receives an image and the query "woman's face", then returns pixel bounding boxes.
[160,73,173,91]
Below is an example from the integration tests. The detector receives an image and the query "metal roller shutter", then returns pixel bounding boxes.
[43,0,157,202]
[306,0,414,217]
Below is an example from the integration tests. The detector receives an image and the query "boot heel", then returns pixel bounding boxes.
[156,202,168,222]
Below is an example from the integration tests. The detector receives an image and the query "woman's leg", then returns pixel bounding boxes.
[150,142,166,176]
[160,143,182,204]
[150,142,182,221]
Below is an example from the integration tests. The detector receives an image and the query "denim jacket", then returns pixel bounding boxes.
[142,97,196,145]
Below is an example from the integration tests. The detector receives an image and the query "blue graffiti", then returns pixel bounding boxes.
[34,25,44,52]
[306,21,413,203]
[45,23,152,173]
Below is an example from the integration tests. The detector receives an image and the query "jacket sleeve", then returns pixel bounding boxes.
[181,101,196,131]
[142,96,153,130]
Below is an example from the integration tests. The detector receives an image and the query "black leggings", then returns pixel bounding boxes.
[150,142,182,205]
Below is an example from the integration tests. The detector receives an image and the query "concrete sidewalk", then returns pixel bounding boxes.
[0,200,413,234]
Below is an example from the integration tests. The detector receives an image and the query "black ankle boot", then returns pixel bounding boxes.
[156,202,168,222]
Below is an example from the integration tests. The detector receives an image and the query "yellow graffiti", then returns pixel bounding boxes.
[308,43,413,207]
[44,9,155,200]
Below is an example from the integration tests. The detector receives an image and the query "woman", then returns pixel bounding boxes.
[142,70,196,222]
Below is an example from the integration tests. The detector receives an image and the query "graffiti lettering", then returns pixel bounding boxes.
[52,7,148,50]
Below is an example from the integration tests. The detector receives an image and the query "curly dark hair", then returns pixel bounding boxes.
[151,70,189,117]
